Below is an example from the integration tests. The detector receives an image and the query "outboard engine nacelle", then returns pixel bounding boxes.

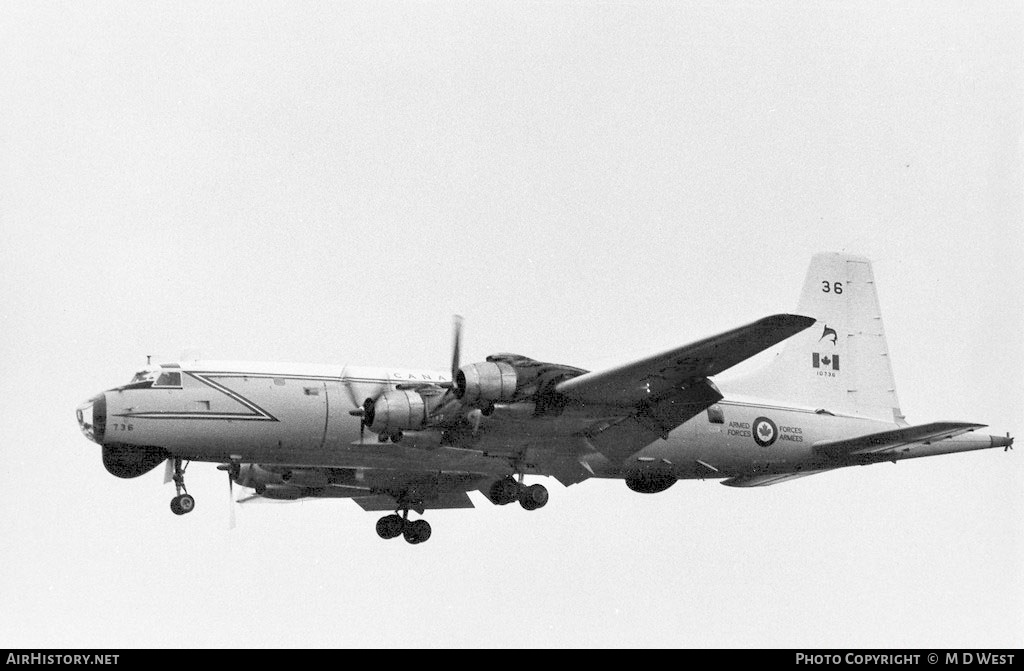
[234,464,329,490]
[279,469,329,488]
[235,463,287,489]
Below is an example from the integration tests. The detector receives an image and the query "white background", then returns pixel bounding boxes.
[2,1,1021,648]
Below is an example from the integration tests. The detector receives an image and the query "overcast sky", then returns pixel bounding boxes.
[2,1,1021,648]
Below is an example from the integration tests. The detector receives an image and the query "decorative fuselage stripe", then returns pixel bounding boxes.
[110,371,439,422]
[112,371,342,422]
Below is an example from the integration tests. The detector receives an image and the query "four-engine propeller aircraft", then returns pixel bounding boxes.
[77,253,1013,544]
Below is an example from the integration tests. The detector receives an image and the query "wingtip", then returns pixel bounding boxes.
[772,313,817,330]
[794,313,817,327]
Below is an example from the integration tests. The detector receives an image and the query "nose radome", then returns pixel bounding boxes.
[76,394,106,444]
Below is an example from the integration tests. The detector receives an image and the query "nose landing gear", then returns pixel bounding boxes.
[168,457,195,516]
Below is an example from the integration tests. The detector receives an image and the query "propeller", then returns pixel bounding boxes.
[217,463,239,529]
[345,315,466,444]
[228,471,236,529]
[451,314,463,384]
[1005,432,1014,452]
[348,398,375,443]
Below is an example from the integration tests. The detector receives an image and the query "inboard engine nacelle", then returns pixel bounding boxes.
[364,389,435,433]
[455,360,518,404]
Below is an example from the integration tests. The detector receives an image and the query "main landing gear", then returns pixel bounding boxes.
[376,510,432,545]
[169,457,195,516]
[488,476,548,511]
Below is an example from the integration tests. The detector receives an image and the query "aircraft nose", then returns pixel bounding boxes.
[76,393,106,444]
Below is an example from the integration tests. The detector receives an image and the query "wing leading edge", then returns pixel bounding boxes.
[563,314,815,465]
[555,314,816,406]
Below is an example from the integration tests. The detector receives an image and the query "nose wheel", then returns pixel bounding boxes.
[170,493,195,515]
[375,510,431,544]
[168,457,195,516]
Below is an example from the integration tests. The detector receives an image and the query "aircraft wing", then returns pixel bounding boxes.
[581,378,724,464]
[720,469,835,487]
[813,421,986,459]
[555,314,816,406]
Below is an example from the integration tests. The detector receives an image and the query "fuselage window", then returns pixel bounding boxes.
[706,405,724,424]
[153,371,182,388]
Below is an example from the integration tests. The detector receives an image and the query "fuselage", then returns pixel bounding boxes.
[78,359,1000,486]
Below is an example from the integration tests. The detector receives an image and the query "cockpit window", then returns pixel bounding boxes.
[129,369,158,384]
[153,371,182,388]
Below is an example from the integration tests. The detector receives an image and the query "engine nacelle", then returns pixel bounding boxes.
[235,464,330,489]
[258,485,306,500]
[365,390,428,433]
[235,463,286,489]
[455,361,518,404]
[280,469,329,488]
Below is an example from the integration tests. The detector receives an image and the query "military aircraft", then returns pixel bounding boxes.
[77,253,1013,544]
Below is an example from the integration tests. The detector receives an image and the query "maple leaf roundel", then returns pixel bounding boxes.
[753,417,778,447]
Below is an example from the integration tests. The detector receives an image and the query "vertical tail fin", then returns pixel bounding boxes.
[724,253,904,423]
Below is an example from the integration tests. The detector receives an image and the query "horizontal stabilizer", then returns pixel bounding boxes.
[721,469,833,487]
[813,422,986,459]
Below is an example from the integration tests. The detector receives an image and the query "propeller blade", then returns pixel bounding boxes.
[217,463,239,529]
[1006,432,1014,452]
[228,472,236,530]
[451,314,464,383]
